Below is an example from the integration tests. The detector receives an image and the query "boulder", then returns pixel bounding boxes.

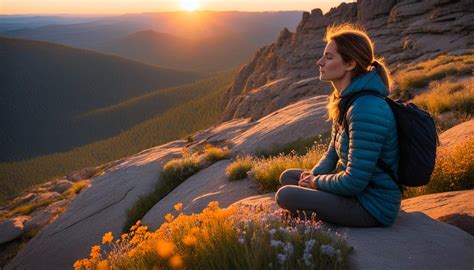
[401,190,474,235]
[47,179,73,194]
[438,119,474,149]
[0,216,31,245]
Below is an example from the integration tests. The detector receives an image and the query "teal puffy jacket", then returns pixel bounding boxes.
[312,69,401,226]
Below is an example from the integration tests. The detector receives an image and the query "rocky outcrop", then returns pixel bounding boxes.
[5,140,187,270]
[401,190,474,235]
[220,0,474,122]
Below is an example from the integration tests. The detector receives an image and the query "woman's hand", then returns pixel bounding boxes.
[299,170,313,181]
[298,172,317,189]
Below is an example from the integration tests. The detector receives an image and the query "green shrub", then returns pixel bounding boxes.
[62,180,91,199]
[226,155,253,181]
[249,143,327,192]
[203,144,230,162]
[122,154,202,233]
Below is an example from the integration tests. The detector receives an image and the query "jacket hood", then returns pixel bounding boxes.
[339,68,389,98]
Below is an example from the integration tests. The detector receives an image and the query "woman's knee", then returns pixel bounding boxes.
[275,185,298,209]
[279,168,301,186]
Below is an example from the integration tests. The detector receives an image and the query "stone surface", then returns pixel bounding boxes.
[228,95,331,156]
[401,190,474,235]
[142,159,260,231]
[5,140,187,270]
[187,94,332,157]
[340,210,473,270]
[438,119,474,149]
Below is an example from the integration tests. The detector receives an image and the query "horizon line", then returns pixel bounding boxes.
[0,9,323,17]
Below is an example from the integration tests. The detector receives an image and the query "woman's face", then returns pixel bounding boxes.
[316,40,351,82]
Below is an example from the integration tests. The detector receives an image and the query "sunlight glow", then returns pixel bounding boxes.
[180,0,200,12]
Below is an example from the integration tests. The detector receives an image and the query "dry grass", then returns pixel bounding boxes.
[202,143,230,162]
[248,144,327,192]
[392,51,473,98]
[225,155,253,181]
[411,77,473,117]
[62,180,91,199]
[403,138,474,199]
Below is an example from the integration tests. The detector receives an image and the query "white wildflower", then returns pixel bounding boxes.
[276,253,287,264]
[269,229,277,236]
[283,242,294,255]
[238,237,245,244]
[305,239,317,252]
[270,240,283,247]
[320,244,336,256]
[303,253,313,266]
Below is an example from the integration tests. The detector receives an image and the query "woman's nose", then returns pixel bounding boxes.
[316,58,323,66]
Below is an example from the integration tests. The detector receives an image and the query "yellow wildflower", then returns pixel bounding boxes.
[156,240,175,258]
[169,255,183,269]
[165,213,174,223]
[207,201,219,209]
[97,259,109,270]
[182,234,197,246]
[74,258,91,270]
[136,225,149,233]
[174,203,183,211]
[190,227,200,235]
[102,231,113,244]
[128,248,137,257]
[90,245,101,259]
[130,220,141,231]
[73,260,83,270]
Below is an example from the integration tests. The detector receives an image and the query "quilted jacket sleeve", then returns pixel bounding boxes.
[313,96,390,196]
[311,122,339,176]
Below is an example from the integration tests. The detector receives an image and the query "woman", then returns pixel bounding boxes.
[275,23,401,228]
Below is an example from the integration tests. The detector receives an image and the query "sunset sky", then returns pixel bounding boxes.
[1,0,351,15]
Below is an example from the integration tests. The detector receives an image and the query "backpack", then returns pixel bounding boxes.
[336,90,440,195]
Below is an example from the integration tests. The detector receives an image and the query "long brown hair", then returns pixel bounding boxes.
[323,23,392,123]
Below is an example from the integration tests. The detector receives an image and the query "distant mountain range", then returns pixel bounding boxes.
[0,11,303,72]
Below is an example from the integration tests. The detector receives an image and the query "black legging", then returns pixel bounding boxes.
[275,168,382,227]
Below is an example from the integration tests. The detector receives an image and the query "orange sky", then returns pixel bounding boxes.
[0,0,351,15]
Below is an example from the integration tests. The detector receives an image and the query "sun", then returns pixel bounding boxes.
[180,0,200,12]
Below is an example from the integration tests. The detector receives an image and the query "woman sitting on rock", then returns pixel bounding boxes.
[275,23,401,228]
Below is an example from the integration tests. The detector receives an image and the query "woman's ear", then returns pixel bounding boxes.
[345,59,357,71]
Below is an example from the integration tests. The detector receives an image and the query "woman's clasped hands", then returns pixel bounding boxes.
[298,170,317,189]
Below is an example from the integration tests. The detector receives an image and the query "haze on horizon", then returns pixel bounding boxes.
[0,0,351,16]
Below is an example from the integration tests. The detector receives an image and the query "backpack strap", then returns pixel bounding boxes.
[338,90,406,194]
